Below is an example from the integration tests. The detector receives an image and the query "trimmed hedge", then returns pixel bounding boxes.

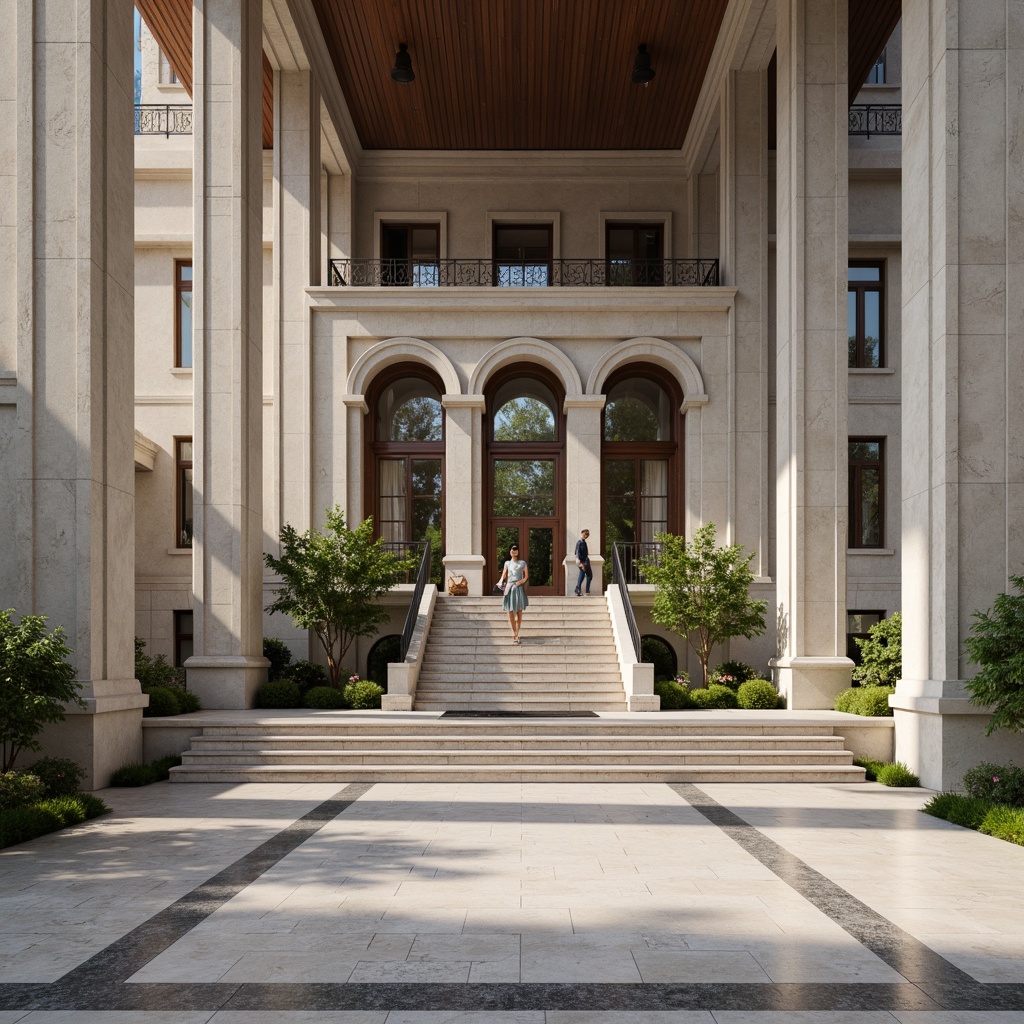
[142,685,202,717]
[736,679,780,709]
[109,756,182,787]
[289,661,328,693]
[654,679,693,710]
[962,762,1024,807]
[27,757,86,796]
[255,679,302,708]
[690,683,739,709]
[344,679,385,710]
[304,685,346,709]
[834,685,895,716]
[0,794,109,849]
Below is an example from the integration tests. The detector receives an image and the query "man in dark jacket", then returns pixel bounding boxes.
[574,529,592,596]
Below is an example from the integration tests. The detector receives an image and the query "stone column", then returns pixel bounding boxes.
[0,0,144,788]
[564,398,606,594]
[442,395,486,594]
[895,0,1024,789]
[771,0,853,708]
[719,69,770,574]
[185,0,269,708]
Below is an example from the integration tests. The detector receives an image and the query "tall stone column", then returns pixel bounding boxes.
[771,0,853,707]
[442,396,486,594]
[564,398,606,594]
[1,0,144,788]
[895,0,1024,789]
[185,0,269,708]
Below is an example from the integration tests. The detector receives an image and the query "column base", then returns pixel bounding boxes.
[442,555,486,596]
[185,655,269,709]
[381,694,414,711]
[771,656,853,710]
[562,555,604,596]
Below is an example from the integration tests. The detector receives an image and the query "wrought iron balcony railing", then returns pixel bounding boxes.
[134,104,193,136]
[848,104,901,137]
[328,257,720,288]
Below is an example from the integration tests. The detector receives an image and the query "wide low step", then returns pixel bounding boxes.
[416,674,623,686]
[199,722,843,737]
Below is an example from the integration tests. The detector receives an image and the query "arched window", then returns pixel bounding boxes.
[492,378,557,441]
[368,371,445,583]
[602,371,682,578]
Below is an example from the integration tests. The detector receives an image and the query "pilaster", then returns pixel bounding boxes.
[442,394,486,594]
[564,397,606,595]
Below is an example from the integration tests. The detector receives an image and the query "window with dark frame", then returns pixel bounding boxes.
[175,436,193,549]
[175,259,193,367]
[606,223,664,285]
[865,54,886,84]
[493,224,552,287]
[849,438,884,548]
[380,224,440,286]
[848,262,884,368]
[847,610,884,664]
[173,610,193,667]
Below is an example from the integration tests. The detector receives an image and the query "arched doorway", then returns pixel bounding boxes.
[485,368,565,595]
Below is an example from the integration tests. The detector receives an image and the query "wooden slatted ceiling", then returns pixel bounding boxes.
[311,0,729,150]
[848,0,902,104]
[135,0,275,149]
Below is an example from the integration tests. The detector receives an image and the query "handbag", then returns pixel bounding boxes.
[447,573,469,596]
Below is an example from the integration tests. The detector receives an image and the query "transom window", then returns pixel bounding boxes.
[848,262,884,368]
[604,378,672,442]
[493,224,552,287]
[376,377,443,442]
[492,379,558,442]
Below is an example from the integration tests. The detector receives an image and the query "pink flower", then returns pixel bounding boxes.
[993,776,1001,783]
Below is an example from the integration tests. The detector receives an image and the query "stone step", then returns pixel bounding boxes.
[415,672,623,684]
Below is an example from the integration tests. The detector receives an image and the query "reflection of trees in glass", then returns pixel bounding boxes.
[527,528,553,587]
[494,397,555,441]
[496,526,519,581]
[390,397,442,441]
[409,459,443,582]
[605,397,659,442]
[492,460,555,516]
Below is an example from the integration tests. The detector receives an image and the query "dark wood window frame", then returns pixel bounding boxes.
[849,436,885,548]
[379,222,441,286]
[173,609,193,668]
[492,223,553,287]
[605,222,665,286]
[174,435,193,549]
[848,259,885,368]
[174,258,193,368]
[847,609,885,665]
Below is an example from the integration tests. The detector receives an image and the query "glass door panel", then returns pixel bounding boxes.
[492,459,555,516]
[527,527,554,588]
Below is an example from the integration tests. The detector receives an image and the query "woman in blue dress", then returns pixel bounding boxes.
[499,544,529,643]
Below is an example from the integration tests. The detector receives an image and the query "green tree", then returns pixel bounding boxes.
[264,508,415,689]
[0,611,84,772]
[964,575,1024,735]
[639,523,767,687]
[852,611,901,687]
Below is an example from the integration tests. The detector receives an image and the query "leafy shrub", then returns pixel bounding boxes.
[0,793,108,849]
[134,637,180,690]
[0,771,45,810]
[834,685,894,716]
[143,685,183,717]
[255,679,302,709]
[874,761,920,787]
[288,660,328,694]
[110,755,181,787]
[737,678,779,710]
[713,661,758,684]
[654,678,693,710]
[263,637,293,681]
[690,683,739,709]
[344,679,384,710]
[175,689,202,714]
[978,804,1024,845]
[962,762,1024,808]
[852,612,901,687]
[25,757,84,797]
[304,685,347,709]
[641,636,678,682]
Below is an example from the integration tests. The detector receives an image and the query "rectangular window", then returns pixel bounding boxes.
[175,260,193,367]
[849,438,884,548]
[493,224,552,287]
[175,437,193,549]
[159,49,180,85]
[606,223,664,285]
[173,610,193,667]
[381,224,440,286]
[848,261,884,367]
[865,55,886,84]
[847,610,884,664]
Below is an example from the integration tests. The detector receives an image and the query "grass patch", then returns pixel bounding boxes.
[0,794,109,849]
[854,758,920,786]
[923,792,1024,848]
[109,755,182,787]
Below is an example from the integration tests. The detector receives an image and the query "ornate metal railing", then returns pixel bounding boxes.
[397,540,431,662]
[328,257,720,288]
[611,541,662,587]
[848,104,901,137]
[134,104,193,136]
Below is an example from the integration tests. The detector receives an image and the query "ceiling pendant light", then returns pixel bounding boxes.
[390,43,415,84]
[631,44,655,85]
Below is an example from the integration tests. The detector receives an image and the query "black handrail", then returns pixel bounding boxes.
[399,539,431,662]
[612,543,643,664]
[328,257,720,288]
[848,104,901,137]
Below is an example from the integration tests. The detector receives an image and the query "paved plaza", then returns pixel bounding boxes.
[1,779,1023,1023]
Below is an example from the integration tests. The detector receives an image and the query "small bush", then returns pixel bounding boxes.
[736,678,779,710]
[0,771,46,810]
[142,685,183,717]
[255,679,302,709]
[713,661,758,684]
[344,679,384,710]
[25,757,85,797]
[834,685,894,716]
[852,612,901,688]
[874,761,920,787]
[289,660,328,693]
[963,762,1024,808]
[654,679,693,710]
[690,683,738,709]
[0,793,108,849]
[175,689,202,714]
[304,685,347,709]
[979,804,1024,845]
[135,637,180,690]
[110,755,182,787]
[854,757,884,781]
[263,637,293,680]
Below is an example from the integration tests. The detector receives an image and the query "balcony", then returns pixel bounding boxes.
[327,258,720,288]
[848,104,901,137]
[134,104,192,137]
